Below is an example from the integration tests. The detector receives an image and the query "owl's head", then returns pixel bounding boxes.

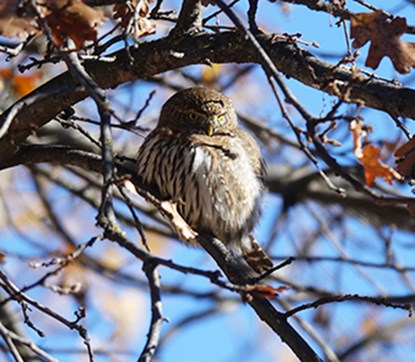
[158,87,237,135]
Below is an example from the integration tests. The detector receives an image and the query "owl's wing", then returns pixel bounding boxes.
[136,127,179,200]
[233,129,265,180]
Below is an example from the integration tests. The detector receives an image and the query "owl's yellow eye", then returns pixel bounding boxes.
[188,112,199,121]
[217,115,224,122]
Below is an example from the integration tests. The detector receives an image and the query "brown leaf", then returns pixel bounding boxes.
[246,284,287,299]
[113,2,134,29]
[41,0,103,50]
[201,64,222,87]
[360,144,402,186]
[160,200,198,242]
[0,0,38,38]
[0,68,42,97]
[350,118,364,158]
[113,0,155,38]
[0,251,6,264]
[395,136,415,179]
[312,308,330,327]
[350,11,415,74]
[350,120,403,186]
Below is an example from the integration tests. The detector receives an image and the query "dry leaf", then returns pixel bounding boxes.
[246,284,287,299]
[360,144,402,186]
[0,68,42,97]
[160,200,198,241]
[40,0,103,50]
[0,251,6,264]
[395,136,415,179]
[202,64,222,86]
[123,179,138,195]
[0,0,38,39]
[313,308,330,327]
[350,120,403,186]
[0,0,103,47]
[113,0,155,38]
[350,11,415,74]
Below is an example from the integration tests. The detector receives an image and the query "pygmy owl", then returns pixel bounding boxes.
[136,87,273,273]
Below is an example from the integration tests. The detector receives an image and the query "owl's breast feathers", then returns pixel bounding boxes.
[137,127,263,245]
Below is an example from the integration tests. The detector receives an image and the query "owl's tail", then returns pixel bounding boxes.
[242,235,273,274]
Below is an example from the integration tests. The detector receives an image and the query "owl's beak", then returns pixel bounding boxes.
[206,116,220,136]
[206,122,214,136]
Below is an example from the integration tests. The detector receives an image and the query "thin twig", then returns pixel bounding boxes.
[285,294,412,318]
[0,268,94,357]
[0,322,59,362]
[138,262,164,362]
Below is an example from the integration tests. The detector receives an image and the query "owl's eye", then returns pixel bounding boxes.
[217,115,224,122]
[188,112,199,121]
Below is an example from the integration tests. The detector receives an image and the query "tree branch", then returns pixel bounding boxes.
[170,0,203,35]
[1,32,415,163]
[197,234,323,362]
[138,262,164,362]
[0,144,323,361]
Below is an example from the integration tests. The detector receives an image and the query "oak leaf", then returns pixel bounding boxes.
[201,64,222,86]
[246,284,287,299]
[360,144,402,186]
[113,0,155,38]
[0,68,42,97]
[350,120,403,186]
[0,251,5,264]
[350,11,415,74]
[41,0,103,50]
[0,0,38,38]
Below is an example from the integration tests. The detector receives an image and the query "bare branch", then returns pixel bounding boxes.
[2,32,415,163]
[171,0,204,35]
[285,294,412,318]
[138,262,164,362]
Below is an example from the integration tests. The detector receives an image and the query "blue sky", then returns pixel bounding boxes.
[2,1,415,361]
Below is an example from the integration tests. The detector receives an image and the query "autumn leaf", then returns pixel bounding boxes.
[0,0,38,39]
[350,119,403,186]
[360,144,402,186]
[0,68,42,97]
[113,0,155,38]
[0,0,103,48]
[113,2,132,29]
[246,284,288,299]
[395,136,415,179]
[0,251,6,264]
[350,11,415,74]
[41,0,104,50]
[202,64,223,86]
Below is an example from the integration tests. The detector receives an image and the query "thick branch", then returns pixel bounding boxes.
[197,234,323,362]
[1,32,415,163]
[0,145,323,361]
[170,0,203,35]
[1,145,413,234]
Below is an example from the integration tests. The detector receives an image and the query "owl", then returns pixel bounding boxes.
[136,87,273,273]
